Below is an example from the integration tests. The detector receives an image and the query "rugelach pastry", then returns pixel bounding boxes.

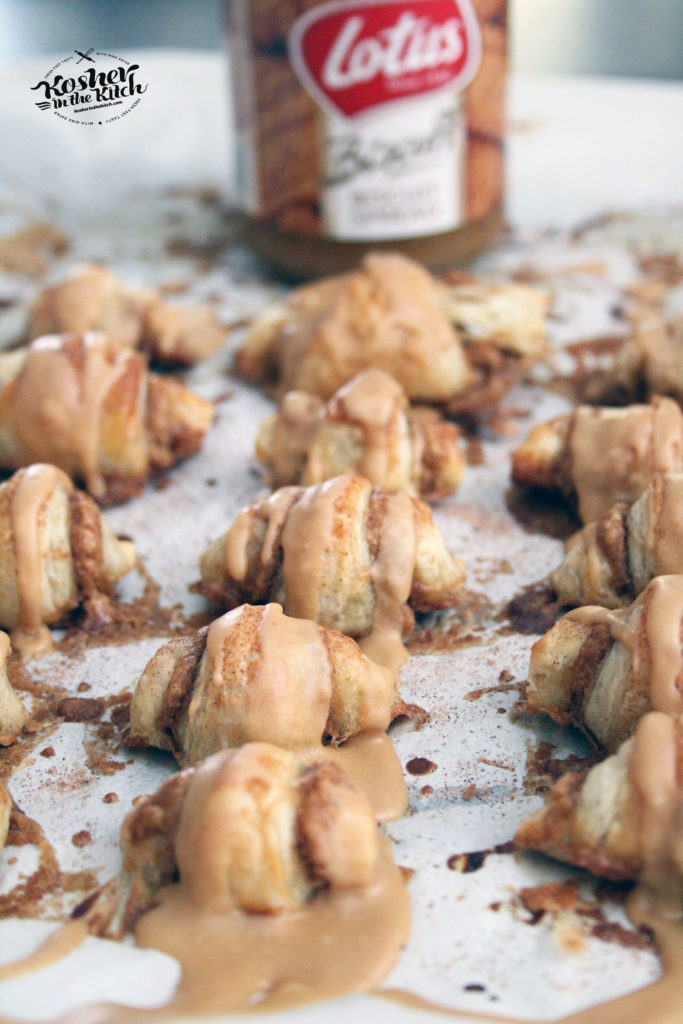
[129,603,397,764]
[0,220,67,277]
[527,575,683,752]
[0,464,136,658]
[197,474,465,673]
[255,369,464,498]
[0,631,26,742]
[29,264,227,365]
[611,312,683,405]
[551,472,683,608]
[0,332,214,503]
[82,744,410,1011]
[512,396,683,524]
[236,252,548,418]
[516,712,683,884]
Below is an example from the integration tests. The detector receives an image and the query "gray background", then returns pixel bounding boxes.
[1,0,682,79]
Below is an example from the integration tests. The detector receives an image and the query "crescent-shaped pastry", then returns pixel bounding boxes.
[0,631,26,743]
[197,474,465,673]
[84,743,394,934]
[129,603,397,764]
[527,575,683,752]
[255,369,464,499]
[551,472,683,608]
[0,332,214,503]
[512,396,683,524]
[28,264,226,366]
[611,312,683,406]
[515,712,683,887]
[235,252,547,415]
[0,464,136,657]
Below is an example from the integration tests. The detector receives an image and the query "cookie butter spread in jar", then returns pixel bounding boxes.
[226,0,507,277]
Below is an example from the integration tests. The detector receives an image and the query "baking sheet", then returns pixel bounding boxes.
[1,53,683,1024]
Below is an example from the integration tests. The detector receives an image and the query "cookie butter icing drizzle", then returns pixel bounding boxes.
[12,333,136,499]
[568,575,683,716]
[9,464,72,658]
[182,604,406,820]
[318,370,412,490]
[225,477,416,675]
[569,398,683,524]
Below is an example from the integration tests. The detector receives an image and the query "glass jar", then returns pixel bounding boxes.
[226,0,507,278]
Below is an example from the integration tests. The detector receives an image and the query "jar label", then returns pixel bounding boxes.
[288,1,482,119]
[227,0,505,242]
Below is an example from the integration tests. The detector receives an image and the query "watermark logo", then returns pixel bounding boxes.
[30,49,148,126]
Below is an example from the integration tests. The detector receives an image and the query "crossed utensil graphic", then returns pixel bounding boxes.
[75,48,95,63]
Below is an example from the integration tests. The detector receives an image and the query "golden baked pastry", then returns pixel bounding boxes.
[527,575,683,752]
[0,465,136,658]
[198,474,466,672]
[551,472,683,608]
[85,742,392,934]
[0,220,67,277]
[0,631,26,742]
[129,603,397,765]
[512,396,683,524]
[255,369,464,499]
[29,264,226,365]
[516,712,683,883]
[0,783,10,852]
[235,252,547,415]
[0,333,214,504]
[611,312,683,405]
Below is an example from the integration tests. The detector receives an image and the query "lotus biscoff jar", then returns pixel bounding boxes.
[225,0,507,278]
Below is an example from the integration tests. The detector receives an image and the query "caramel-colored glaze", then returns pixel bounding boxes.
[224,477,418,675]
[312,370,412,490]
[203,603,332,751]
[318,731,408,824]
[134,839,409,1015]
[281,478,415,676]
[570,398,682,524]
[8,464,72,658]
[359,490,416,676]
[11,333,138,500]
[0,920,88,982]
[569,576,683,719]
[198,610,406,820]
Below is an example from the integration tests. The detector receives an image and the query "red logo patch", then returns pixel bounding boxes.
[289,0,482,119]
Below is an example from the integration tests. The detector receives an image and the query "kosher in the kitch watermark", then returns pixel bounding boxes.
[30,49,148,125]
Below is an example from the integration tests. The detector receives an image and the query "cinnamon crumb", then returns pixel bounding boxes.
[71,830,92,848]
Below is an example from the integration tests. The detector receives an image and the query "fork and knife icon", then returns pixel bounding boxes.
[75,48,95,63]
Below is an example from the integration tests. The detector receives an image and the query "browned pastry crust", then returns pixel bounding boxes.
[235,253,548,418]
[82,743,382,938]
[255,369,464,499]
[551,472,683,608]
[0,465,136,657]
[28,264,226,366]
[527,575,683,751]
[516,712,683,883]
[0,333,214,504]
[611,312,683,405]
[0,221,68,277]
[0,631,26,743]
[512,396,683,524]
[197,474,465,671]
[128,603,397,765]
